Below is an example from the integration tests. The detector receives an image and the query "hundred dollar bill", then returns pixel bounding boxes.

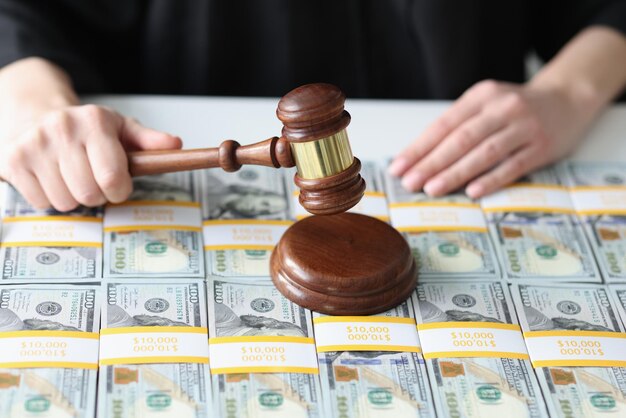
[384,174,500,279]
[484,167,599,281]
[316,300,436,418]
[0,183,102,281]
[0,284,100,418]
[98,280,210,418]
[201,167,292,277]
[103,173,204,277]
[207,278,322,417]
[99,364,211,418]
[561,162,626,283]
[511,283,626,418]
[413,281,549,418]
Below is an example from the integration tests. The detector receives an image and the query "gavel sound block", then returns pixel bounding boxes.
[128,83,417,315]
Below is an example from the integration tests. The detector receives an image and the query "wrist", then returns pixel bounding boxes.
[527,73,604,123]
[0,58,78,141]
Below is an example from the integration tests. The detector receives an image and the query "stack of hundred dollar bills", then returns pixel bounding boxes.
[98,279,211,417]
[200,166,293,277]
[481,167,600,282]
[0,284,101,417]
[207,277,323,417]
[413,281,549,418]
[103,173,204,278]
[562,162,626,282]
[385,173,500,280]
[511,282,626,417]
[1,159,626,418]
[0,183,102,282]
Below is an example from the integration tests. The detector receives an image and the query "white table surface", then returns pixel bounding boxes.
[89,95,626,164]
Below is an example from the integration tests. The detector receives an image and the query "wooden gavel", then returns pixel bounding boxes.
[128,83,366,215]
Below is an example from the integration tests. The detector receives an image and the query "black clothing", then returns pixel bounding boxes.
[0,0,625,99]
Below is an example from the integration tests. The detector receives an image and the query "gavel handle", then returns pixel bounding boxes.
[127,136,295,177]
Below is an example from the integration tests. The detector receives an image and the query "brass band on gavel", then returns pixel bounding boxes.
[290,130,354,179]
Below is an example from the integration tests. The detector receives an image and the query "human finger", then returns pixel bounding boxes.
[465,145,546,198]
[59,144,107,207]
[34,159,79,212]
[422,123,527,196]
[9,169,51,209]
[388,80,506,178]
[78,106,133,203]
[120,117,182,151]
[400,110,506,192]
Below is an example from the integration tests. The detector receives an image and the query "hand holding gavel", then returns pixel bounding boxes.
[127,83,365,215]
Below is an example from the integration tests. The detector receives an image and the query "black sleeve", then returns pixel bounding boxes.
[0,0,143,92]
[531,0,626,62]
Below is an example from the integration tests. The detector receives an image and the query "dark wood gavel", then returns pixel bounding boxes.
[128,83,366,215]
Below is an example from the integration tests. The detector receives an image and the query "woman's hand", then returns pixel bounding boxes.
[389,27,626,198]
[388,79,593,198]
[0,58,181,212]
[1,105,182,211]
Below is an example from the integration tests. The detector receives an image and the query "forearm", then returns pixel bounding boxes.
[0,57,79,141]
[530,26,626,117]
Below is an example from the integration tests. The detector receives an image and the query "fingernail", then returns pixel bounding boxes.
[401,171,424,191]
[466,183,484,198]
[388,158,409,177]
[424,178,445,196]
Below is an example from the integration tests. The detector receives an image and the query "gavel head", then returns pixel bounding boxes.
[277,83,366,215]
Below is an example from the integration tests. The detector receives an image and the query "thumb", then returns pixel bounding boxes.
[120,117,183,151]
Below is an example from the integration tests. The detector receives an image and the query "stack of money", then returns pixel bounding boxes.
[0,183,103,281]
[511,283,626,417]
[412,281,549,418]
[562,162,626,283]
[384,174,500,280]
[315,299,436,418]
[291,162,390,222]
[98,280,211,417]
[207,277,323,417]
[0,284,100,418]
[200,167,293,277]
[103,173,204,278]
[481,167,599,281]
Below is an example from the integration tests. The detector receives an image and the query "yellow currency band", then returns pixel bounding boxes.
[0,241,102,248]
[418,322,521,331]
[388,202,480,209]
[531,360,626,368]
[481,206,574,214]
[210,366,318,375]
[100,326,207,335]
[504,183,568,191]
[204,244,275,251]
[100,356,209,366]
[107,201,201,207]
[395,226,488,233]
[202,219,294,226]
[569,185,626,191]
[1,216,102,223]
[423,351,529,360]
[0,361,98,369]
[103,225,202,232]
[0,330,99,339]
[313,316,416,325]
[316,344,421,353]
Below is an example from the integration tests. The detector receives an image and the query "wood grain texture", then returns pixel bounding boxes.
[270,213,418,315]
[128,136,294,176]
[294,158,365,215]
[277,83,351,142]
